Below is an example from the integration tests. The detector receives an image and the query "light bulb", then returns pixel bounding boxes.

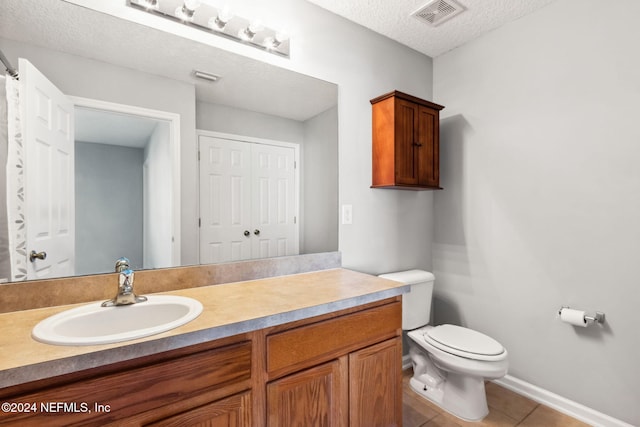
[264,37,280,50]
[238,20,263,41]
[175,0,200,21]
[140,0,158,9]
[183,0,201,10]
[209,6,233,31]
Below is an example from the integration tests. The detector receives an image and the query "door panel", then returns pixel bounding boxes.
[251,143,297,259]
[395,99,418,185]
[20,58,75,280]
[199,136,298,264]
[199,136,251,264]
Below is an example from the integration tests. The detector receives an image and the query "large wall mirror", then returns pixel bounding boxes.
[0,0,338,284]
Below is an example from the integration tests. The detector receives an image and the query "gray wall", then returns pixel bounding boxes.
[279,2,435,275]
[433,0,640,424]
[197,101,304,143]
[302,106,338,254]
[75,142,143,274]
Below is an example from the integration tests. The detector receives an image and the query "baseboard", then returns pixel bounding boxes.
[402,356,631,427]
[402,354,412,371]
[493,375,634,427]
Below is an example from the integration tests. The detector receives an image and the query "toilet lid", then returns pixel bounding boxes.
[425,325,505,360]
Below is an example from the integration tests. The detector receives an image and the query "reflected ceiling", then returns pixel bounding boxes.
[0,0,336,121]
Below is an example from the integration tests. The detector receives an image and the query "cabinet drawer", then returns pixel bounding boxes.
[145,391,252,427]
[2,341,251,426]
[267,301,401,376]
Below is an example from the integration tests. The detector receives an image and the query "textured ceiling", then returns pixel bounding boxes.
[0,0,337,122]
[307,0,557,57]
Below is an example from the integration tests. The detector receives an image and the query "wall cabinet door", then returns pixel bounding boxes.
[349,339,403,427]
[267,359,346,427]
[371,90,444,190]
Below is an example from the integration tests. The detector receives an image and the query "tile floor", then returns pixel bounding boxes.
[402,369,592,427]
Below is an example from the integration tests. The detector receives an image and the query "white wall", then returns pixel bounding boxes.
[143,122,172,269]
[433,0,640,424]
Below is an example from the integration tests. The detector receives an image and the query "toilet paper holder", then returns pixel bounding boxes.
[558,306,605,325]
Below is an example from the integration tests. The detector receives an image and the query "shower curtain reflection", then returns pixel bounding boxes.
[1,74,26,283]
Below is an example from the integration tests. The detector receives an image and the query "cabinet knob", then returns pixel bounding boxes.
[244,230,250,237]
[254,229,261,236]
[412,142,423,147]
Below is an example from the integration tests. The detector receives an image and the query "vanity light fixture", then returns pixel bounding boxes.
[127,0,290,58]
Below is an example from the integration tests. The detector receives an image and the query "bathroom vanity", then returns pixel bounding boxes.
[0,268,407,426]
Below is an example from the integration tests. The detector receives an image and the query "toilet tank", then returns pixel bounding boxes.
[378,270,435,330]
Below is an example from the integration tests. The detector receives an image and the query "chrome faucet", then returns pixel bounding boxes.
[102,257,148,307]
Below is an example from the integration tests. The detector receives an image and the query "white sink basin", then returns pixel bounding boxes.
[32,295,203,346]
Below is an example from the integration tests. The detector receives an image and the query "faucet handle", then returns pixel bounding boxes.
[118,268,134,289]
[115,257,130,273]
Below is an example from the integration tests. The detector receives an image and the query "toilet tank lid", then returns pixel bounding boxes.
[378,270,435,285]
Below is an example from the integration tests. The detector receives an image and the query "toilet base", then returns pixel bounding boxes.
[409,342,489,421]
[409,370,489,422]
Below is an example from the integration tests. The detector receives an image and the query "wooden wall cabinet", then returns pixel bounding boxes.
[371,90,445,190]
[1,298,402,427]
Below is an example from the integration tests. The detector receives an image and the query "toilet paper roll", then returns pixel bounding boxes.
[560,308,588,327]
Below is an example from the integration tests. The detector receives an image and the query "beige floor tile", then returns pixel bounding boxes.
[433,407,519,427]
[423,414,464,427]
[518,405,591,427]
[485,381,538,422]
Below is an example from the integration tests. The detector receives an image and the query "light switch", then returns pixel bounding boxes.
[342,204,353,225]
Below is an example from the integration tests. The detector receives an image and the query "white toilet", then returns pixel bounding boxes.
[379,270,508,421]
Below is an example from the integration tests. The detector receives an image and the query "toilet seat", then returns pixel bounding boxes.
[423,325,506,362]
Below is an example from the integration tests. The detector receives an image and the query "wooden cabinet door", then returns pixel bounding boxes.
[395,100,439,188]
[267,359,347,427]
[416,105,439,187]
[394,99,420,186]
[349,339,402,427]
[145,392,251,427]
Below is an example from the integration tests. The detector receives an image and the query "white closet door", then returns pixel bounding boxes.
[251,143,298,259]
[199,136,252,263]
[20,58,75,280]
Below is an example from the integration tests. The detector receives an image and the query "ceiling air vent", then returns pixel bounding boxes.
[411,0,466,27]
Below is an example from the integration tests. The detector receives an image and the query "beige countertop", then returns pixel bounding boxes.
[0,268,408,389]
